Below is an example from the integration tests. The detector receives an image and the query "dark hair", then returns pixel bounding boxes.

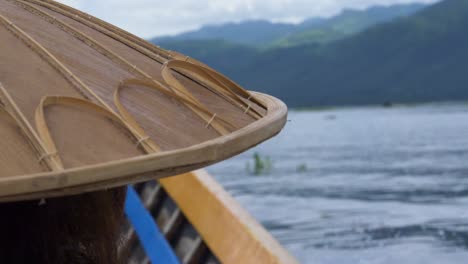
[0,187,127,264]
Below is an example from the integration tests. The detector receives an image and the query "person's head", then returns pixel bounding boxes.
[0,187,127,264]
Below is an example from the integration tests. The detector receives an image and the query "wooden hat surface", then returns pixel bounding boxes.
[0,0,287,202]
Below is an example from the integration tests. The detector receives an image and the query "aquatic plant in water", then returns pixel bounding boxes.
[246,152,273,175]
[296,163,308,173]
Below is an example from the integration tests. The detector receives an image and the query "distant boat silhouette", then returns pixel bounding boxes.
[383,101,394,107]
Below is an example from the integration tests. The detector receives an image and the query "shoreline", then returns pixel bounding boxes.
[291,100,468,112]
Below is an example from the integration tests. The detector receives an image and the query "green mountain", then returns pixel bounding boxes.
[236,0,468,107]
[273,3,427,47]
[156,0,468,108]
[153,3,426,47]
[155,21,296,47]
[158,39,257,73]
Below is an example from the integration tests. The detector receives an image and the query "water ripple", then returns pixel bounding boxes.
[209,104,468,263]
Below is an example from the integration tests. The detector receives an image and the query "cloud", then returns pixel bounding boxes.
[57,0,439,39]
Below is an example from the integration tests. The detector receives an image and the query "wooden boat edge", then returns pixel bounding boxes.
[161,169,299,264]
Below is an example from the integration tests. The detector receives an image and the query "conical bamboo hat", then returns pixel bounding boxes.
[0,0,287,202]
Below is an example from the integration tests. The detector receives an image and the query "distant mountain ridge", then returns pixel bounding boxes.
[153,3,426,47]
[156,20,295,47]
[192,0,467,107]
[152,1,468,108]
[251,0,468,107]
[274,3,427,47]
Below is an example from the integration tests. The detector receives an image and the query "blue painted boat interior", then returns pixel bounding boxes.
[125,186,181,264]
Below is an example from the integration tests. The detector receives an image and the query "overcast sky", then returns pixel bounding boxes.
[57,0,439,39]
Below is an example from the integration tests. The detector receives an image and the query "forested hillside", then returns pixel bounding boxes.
[156,1,468,108]
[154,3,425,47]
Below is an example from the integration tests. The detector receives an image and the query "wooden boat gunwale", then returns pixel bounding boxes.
[0,92,287,202]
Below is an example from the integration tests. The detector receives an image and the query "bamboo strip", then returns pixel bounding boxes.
[11,0,231,136]
[10,1,170,95]
[0,13,162,148]
[20,0,170,63]
[34,96,147,168]
[19,0,265,118]
[161,60,265,119]
[33,0,173,60]
[0,83,61,170]
[114,79,236,140]
[0,13,106,108]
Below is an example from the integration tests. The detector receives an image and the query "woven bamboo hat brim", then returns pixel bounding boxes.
[0,0,287,202]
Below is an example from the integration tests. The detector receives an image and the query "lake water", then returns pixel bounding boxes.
[208,104,468,264]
